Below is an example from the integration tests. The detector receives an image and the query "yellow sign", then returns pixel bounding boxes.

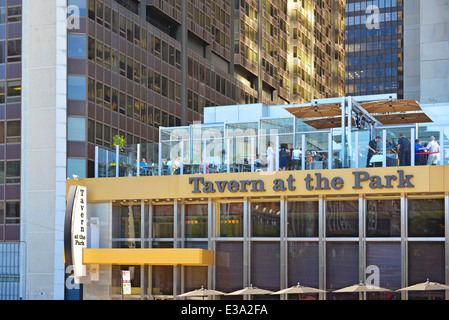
[67,165,449,201]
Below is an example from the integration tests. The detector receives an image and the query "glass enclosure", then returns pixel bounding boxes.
[95,119,448,178]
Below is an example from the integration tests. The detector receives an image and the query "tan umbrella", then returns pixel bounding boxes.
[226,284,273,296]
[285,103,342,119]
[333,281,392,300]
[374,112,432,125]
[397,279,449,292]
[360,99,422,114]
[271,282,327,295]
[178,286,225,299]
[333,281,393,293]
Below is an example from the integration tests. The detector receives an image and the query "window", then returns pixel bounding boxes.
[7,6,21,23]
[7,80,21,103]
[6,201,20,224]
[68,117,86,141]
[68,76,86,100]
[6,120,20,143]
[0,41,5,63]
[68,34,86,59]
[6,160,20,183]
[68,0,87,17]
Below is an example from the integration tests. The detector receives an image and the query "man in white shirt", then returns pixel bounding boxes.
[291,146,301,170]
[426,136,440,165]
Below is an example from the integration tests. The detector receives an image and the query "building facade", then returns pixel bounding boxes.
[67,96,449,300]
[345,0,404,98]
[0,0,347,300]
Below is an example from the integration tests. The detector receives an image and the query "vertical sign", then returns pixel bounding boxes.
[64,185,87,283]
[122,270,131,295]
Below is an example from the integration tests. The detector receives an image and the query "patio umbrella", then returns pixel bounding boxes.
[374,112,432,125]
[285,103,342,119]
[271,283,327,295]
[226,284,273,296]
[178,286,225,299]
[397,279,449,292]
[360,99,422,114]
[333,281,392,300]
[333,281,392,293]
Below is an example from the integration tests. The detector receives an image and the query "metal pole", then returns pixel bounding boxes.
[137,144,141,176]
[116,145,120,177]
[94,146,99,178]
[251,137,255,172]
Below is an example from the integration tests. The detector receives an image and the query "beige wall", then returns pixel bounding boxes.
[404,0,449,104]
[21,0,67,300]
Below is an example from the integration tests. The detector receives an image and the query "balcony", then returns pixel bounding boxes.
[95,107,449,178]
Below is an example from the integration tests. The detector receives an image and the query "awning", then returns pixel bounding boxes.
[360,99,422,114]
[284,103,342,119]
[374,112,433,125]
[303,116,355,130]
[71,248,214,266]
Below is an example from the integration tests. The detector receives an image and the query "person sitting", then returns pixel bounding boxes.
[139,158,149,175]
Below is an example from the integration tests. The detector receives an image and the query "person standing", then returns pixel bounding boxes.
[266,142,275,171]
[397,133,411,166]
[414,139,425,165]
[425,136,440,165]
[366,136,381,167]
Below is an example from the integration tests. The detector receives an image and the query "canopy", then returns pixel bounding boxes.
[374,112,432,125]
[284,103,342,119]
[360,99,422,114]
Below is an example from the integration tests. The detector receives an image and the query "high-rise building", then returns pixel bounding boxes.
[403,0,449,104]
[0,0,347,300]
[345,0,404,98]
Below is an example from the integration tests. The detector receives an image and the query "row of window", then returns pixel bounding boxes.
[346,0,402,12]
[347,67,400,80]
[345,39,402,53]
[346,11,401,26]
[346,81,400,94]
[113,198,444,239]
[346,25,402,39]
[347,53,402,67]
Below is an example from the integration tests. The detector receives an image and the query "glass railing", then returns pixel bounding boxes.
[95,123,448,178]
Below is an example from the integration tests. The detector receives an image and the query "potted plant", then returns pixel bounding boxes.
[113,134,126,152]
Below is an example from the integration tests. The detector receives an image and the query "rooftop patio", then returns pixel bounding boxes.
[92,95,449,179]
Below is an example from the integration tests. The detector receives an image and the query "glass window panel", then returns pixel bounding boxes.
[366,242,401,295]
[287,201,319,237]
[408,242,445,300]
[6,161,20,178]
[251,202,280,237]
[251,242,280,291]
[185,204,208,238]
[68,76,86,100]
[67,117,86,141]
[326,242,359,299]
[153,205,173,238]
[288,242,319,291]
[326,200,359,237]
[216,242,244,292]
[366,199,401,237]
[68,34,86,59]
[219,202,243,237]
[408,199,444,237]
[67,158,86,179]
[112,204,141,243]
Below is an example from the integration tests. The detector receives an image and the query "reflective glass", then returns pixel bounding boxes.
[68,34,87,59]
